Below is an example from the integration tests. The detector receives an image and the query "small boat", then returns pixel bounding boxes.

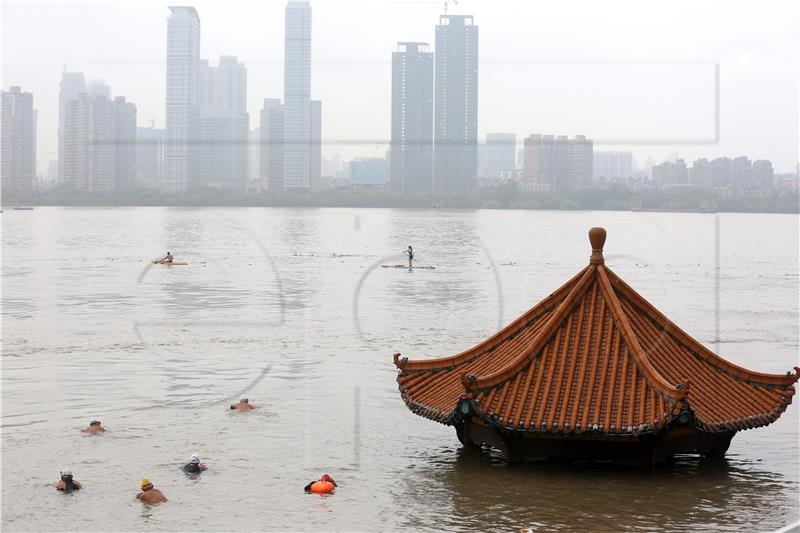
[381,264,435,270]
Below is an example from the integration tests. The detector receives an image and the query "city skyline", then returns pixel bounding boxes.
[2,0,799,177]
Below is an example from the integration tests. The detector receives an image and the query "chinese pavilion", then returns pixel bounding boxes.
[394,228,798,464]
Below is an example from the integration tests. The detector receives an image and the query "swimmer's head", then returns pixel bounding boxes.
[60,468,72,478]
[89,417,100,426]
[321,473,332,482]
[141,478,153,490]
[240,398,249,404]
[190,454,200,464]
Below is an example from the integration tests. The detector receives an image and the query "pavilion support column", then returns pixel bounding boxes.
[501,432,524,463]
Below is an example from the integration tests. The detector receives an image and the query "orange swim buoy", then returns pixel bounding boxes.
[309,481,335,494]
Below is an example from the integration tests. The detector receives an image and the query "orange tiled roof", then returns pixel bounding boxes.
[395,228,799,436]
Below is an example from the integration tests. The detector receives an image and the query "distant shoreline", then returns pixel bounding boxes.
[3,183,798,214]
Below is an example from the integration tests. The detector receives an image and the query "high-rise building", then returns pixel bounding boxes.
[198,55,249,189]
[752,160,774,190]
[283,0,312,189]
[113,96,137,189]
[86,80,111,98]
[63,93,117,191]
[165,6,201,192]
[1,86,36,193]
[593,151,633,181]
[434,15,478,194]
[58,72,86,182]
[62,92,137,191]
[259,98,282,189]
[731,156,752,190]
[689,158,711,189]
[484,133,516,179]
[390,42,433,193]
[651,159,688,187]
[523,134,593,191]
[136,126,165,189]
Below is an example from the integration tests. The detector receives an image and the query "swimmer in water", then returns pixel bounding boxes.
[304,473,337,492]
[230,398,254,411]
[82,416,105,434]
[182,453,207,475]
[136,478,167,504]
[56,469,81,493]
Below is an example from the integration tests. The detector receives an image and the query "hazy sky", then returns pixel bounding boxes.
[2,0,798,174]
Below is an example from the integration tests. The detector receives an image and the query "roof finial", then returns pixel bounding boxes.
[589,227,606,264]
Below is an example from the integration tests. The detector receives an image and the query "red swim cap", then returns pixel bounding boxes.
[321,474,331,482]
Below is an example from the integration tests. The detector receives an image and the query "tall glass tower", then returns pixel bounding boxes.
[282,0,312,190]
[434,15,478,194]
[165,6,200,192]
[391,42,434,193]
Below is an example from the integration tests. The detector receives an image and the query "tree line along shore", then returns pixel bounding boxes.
[3,183,798,213]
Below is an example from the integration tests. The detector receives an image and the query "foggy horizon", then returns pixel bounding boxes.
[3,0,799,175]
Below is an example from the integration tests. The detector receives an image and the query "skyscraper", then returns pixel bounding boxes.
[165,6,200,192]
[198,55,249,189]
[283,0,312,190]
[1,86,36,193]
[58,72,86,182]
[390,42,433,193]
[434,15,478,194]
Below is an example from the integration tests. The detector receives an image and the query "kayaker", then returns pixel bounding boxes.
[182,453,207,475]
[403,245,414,268]
[230,398,254,411]
[136,478,167,503]
[304,473,337,492]
[82,416,105,434]
[153,252,173,264]
[56,469,81,493]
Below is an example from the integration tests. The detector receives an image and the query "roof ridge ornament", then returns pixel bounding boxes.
[589,227,606,265]
[393,352,408,369]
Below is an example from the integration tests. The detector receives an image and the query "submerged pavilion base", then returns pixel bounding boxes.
[456,418,735,465]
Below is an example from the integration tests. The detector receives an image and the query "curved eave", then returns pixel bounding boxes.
[605,267,800,388]
[399,390,458,426]
[690,385,796,432]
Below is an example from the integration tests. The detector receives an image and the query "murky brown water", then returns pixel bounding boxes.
[2,207,798,531]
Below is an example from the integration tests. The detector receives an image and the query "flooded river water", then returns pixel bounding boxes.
[2,207,798,531]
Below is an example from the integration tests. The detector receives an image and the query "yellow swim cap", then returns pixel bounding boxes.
[141,478,151,489]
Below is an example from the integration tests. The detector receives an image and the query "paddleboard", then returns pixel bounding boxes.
[155,261,188,266]
[381,264,435,270]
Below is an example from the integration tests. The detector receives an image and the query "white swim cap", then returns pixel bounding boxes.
[61,468,72,477]
[90,416,99,423]
[190,454,200,464]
